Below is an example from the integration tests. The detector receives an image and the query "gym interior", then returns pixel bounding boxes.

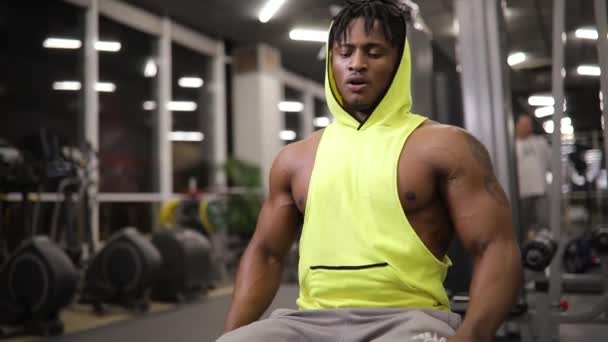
[1,0,607,341]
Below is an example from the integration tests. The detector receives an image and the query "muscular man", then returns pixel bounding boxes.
[219,1,522,341]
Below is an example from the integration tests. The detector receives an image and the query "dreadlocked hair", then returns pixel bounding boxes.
[329,0,412,50]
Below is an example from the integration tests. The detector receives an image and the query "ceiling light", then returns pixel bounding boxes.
[43,38,82,49]
[178,77,204,88]
[534,106,554,118]
[507,52,526,66]
[53,81,82,91]
[279,130,297,141]
[95,41,121,52]
[169,131,204,142]
[534,102,567,118]
[258,0,286,23]
[562,124,574,134]
[168,101,197,112]
[575,27,599,40]
[577,65,601,76]
[143,101,156,111]
[542,117,573,135]
[144,59,157,78]
[278,101,304,112]
[95,82,116,93]
[528,95,554,107]
[289,29,328,43]
[313,116,331,127]
[543,120,554,134]
[53,81,116,92]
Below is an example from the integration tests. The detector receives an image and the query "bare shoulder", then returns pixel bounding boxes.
[409,121,488,173]
[413,120,477,146]
[283,129,325,159]
[272,129,325,177]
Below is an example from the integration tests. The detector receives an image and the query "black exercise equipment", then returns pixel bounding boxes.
[563,234,597,274]
[151,228,214,302]
[591,226,608,255]
[522,231,557,271]
[0,236,79,337]
[81,227,162,313]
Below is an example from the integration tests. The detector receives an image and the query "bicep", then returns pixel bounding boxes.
[248,152,301,259]
[443,134,516,255]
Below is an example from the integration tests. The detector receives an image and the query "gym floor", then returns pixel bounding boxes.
[6,284,608,342]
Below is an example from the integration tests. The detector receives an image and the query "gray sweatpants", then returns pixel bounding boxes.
[216,308,461,342]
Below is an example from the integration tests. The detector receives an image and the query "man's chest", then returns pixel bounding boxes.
[290,144,438,215]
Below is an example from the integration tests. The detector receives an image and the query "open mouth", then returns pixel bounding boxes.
[346,77,369,92]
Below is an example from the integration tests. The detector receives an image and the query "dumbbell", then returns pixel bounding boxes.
[522,231,557,271]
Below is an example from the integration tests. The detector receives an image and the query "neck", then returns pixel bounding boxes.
[352,111,371,123]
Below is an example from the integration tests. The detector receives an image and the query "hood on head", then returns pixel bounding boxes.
[325,22,413,130]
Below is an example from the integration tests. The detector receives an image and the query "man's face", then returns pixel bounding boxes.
[331,17,400,114]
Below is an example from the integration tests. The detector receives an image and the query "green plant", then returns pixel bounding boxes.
[220,158,263,237]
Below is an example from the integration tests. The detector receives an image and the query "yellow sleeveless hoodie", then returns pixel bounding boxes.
[296,35,452,311]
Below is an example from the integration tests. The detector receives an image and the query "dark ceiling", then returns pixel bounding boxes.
[123,0,603,132]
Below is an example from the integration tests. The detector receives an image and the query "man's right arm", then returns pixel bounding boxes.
[223,148,301,332]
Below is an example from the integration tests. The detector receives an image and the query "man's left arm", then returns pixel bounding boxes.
[440,129,523,342]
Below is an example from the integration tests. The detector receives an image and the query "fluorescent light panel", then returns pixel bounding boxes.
[289,29,328,42]
[143,101,156,111]
[528,95,555,107]
[44,38,121,52]
[259,0,286,23]
[95,41,121,52]
[168,101,197,112]
[53,81,115,92]
[53,81,81,91]
[178,77,204,88]
[279,130,297,141]
[534,106,554,118]
[43,38,81,49]
[313,116,331,127]
[508,52,526,66]
[95,82,116,93]
[577,65,601,76]
[542,117,573,134]
[278,101,304,112]
[534,102,567,118]
[143,101,198,112]
[169,131,204,142]
[144,59,157,78]
[575,27,599,40]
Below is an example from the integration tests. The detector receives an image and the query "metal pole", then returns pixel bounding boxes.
[484,0,520,223]
[84,0,99,250]
[546,0,566,341]
[595,0,608,207]
[158,18,173,200]
[212,42,228,188]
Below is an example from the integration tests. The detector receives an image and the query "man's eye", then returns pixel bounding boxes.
[369,50,382,58]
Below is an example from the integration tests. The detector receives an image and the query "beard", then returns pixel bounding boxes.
[345,97,374,114]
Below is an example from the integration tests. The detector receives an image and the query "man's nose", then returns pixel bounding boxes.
[348,50,368,72]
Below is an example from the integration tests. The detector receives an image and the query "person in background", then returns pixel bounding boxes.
[515,114,551,239]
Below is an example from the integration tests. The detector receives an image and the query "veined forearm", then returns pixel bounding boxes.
[455,239,522,341]
[223,248,284,332]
